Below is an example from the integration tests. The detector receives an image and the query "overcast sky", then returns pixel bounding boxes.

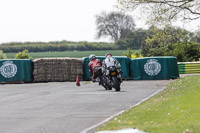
[0,0,199,44]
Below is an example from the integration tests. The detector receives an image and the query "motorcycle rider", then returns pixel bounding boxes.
[88,54,102,82]
[102,53,122,82]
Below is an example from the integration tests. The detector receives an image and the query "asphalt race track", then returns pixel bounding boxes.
[0,80,172,133]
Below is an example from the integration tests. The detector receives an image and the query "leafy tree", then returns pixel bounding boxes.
[126,28,148,49]
[139,25,199,61]
[0,50,7,59]
[14,50,32,59]
[95,11,136,41]
[142,25,193,56]
[117,0,200,25]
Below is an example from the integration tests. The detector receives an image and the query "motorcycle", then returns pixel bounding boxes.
[103,66,122,91]
[92,67,107,89]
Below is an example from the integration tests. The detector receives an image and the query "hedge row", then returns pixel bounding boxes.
[0,41,118,53]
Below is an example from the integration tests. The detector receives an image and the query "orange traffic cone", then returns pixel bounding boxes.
[76,75,80,86]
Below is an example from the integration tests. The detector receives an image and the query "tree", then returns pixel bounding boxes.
[14,50,32,59]
[95,11,136,41]
[117,0,200,25]
[115,39,128,49]
[139,25,200,61]
[115,28,148,49]
[142,25,193,56]
[167,42,200,62]
[193,30,200,43]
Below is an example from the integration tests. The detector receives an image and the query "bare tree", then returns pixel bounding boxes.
[96,12,136,41]
[116,0,200,25]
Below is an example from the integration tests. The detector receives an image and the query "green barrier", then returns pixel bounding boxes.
[178,64,185,74]
[82,56,131,81]
[0,59,33,83]
[130,57,179,80]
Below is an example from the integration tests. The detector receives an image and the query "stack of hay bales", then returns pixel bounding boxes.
[33,58,83,82]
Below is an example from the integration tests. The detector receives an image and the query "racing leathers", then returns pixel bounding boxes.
[88,59,102,81]
[102,55,122,81]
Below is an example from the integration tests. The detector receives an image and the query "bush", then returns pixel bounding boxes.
[167,42,200,62]
[14,50,32,59]
[131,51,143,58]
[0,50,7,59]
[123,48,133,58]
[123,48,143,58]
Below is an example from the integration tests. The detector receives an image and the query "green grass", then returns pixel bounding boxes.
[5,50,136,59]
[97,75,200,133]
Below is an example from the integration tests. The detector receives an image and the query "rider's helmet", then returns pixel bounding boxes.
[105,53,112,58]
[89,54,96,61]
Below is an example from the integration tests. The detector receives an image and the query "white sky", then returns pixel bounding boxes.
[0,0,199,44]
[0,0,119,43]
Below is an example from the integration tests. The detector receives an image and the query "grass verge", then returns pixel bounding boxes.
[96,75,200,133]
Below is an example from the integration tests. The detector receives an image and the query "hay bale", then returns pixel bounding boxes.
[33,57,83,82]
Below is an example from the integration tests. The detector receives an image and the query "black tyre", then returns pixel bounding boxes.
[112,76,120,91]
[107,85,112,90]
[102,83,108,90]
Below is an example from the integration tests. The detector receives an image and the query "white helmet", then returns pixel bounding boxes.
[89,54,96,61]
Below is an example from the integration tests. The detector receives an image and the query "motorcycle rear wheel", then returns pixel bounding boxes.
[107,85,112,90]
[112,76,120,91]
